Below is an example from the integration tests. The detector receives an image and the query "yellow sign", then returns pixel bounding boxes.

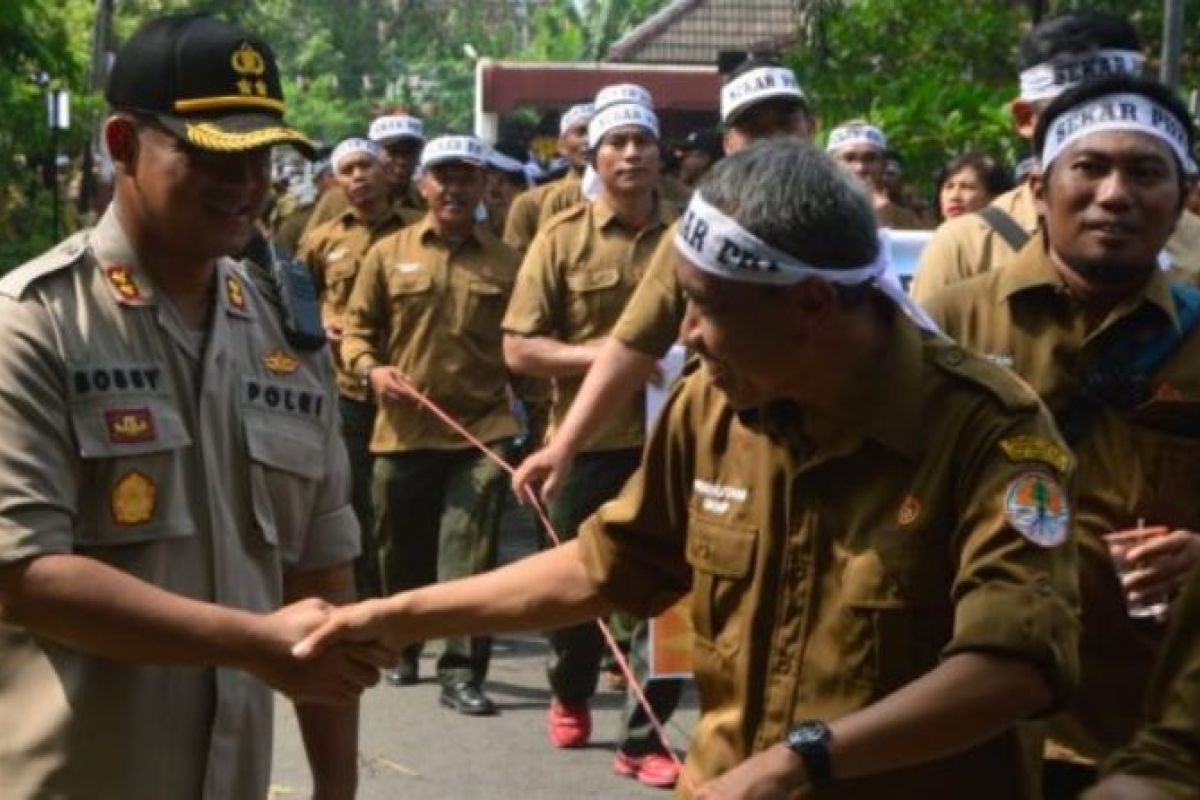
[111,471,156,526]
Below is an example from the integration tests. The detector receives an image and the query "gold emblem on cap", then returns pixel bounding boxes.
[111,471,156,526]
[231,42,268,98]
[263,349,299,375]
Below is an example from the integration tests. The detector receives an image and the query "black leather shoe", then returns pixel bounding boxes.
[385,657,419,687]
[439,682,497,716]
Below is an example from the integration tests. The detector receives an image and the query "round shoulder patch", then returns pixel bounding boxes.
[1003,471,1069,548]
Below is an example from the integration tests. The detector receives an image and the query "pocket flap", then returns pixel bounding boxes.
[245,418,326,480]
[71,400,192,458]
[686,515,757,578]
[841,551,943,609]
[387,268,433,295]
[565,268,620,292]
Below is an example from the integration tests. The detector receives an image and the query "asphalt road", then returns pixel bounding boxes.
[271,501,699,799]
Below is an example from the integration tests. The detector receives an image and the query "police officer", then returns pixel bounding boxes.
[911,10,1200,303]
[296,139,1081,800]
[502,94,684,787]
[503,103,593,256]
[1085,563,1200,800]
[512,57,813,499]
[826,120,926,229]
[923,75,1200,797]
[302,112,427,238]
[341,135,519,714]
[0,14,373,799]
[299,137,419,599]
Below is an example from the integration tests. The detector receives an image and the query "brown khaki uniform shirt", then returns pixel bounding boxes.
[911,183,1200,303]
[503,196,676,452]
[502,171,582,256]
[1096,564,1200,796]
[341,214,519,452]
[611,218,686,358]
[298,206,417,400]
[578,310,1080,799]
[0,207,358,800]
[924,236,1200,762]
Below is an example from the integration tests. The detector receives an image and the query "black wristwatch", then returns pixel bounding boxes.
[785,720,833,788]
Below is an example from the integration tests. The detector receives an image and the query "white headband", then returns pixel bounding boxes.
[560,103,595,135]
[720,66,805,124]
[675,193,941,334]
[1042,92,1192,169]
[331,138,384,172]
[587,103,660,149]
[420,135,487,168]
[369,114,425,144]
[1019,49,1144,102]
[827,123,887,153]
[594,84,653,111]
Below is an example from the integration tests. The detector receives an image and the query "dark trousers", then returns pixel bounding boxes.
[340,396,380,599]
[544,448,683,754]
[374,444,510,686]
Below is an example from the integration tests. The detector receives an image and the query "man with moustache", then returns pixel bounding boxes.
[923,75,1200,796]
[0,14,373,799]
[299,137,418,599]
[340,135,520,713]
[825,120,926,229]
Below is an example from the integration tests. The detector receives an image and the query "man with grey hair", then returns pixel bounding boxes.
[296,138,1081,798]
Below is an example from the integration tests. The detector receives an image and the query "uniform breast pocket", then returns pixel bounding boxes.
[455,278,510,340]
[564,268,623,334]
[685,514,757,656]
[839,551,952,695]
[324,258,359,309]
[245,415,327,563]
[70,400,195,546]
[385,268,433,307]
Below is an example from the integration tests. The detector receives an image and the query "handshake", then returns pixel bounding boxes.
[246,597,401,706]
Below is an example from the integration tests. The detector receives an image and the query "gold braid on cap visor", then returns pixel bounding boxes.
[184,121,309,151]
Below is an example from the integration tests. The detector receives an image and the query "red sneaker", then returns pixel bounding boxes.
[547,699,591,748]
[613,751,681,789]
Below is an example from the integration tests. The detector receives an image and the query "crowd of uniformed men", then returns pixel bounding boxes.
[3,6,1200,800]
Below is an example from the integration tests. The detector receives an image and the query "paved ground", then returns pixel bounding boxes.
[271,501,698,799]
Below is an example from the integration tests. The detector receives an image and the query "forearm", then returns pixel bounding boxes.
[379,540,611,641]
[503,334,601,379]
[550,337,657,455]
[287,565,359,798]
[0,553,263,669]
[828,652,1052,780]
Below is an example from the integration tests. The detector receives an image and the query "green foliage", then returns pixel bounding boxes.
[789,0,1026,195]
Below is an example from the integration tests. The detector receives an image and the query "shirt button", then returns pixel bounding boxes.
[941,348,965,366]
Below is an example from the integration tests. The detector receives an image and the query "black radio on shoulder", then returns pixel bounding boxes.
[242,232,327,352]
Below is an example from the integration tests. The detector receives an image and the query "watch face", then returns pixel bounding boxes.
[792,725,824,746]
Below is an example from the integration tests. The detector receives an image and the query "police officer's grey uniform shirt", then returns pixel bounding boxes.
[0,206,359,799]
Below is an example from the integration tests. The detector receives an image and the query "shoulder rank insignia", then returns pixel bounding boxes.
[226,275,247,312]
[105,408,156,444]
[999,435,1070,474]
[1004,471,1069,548]
[111,471,156,526]
[262,349,299,375]
[105,264,147,305]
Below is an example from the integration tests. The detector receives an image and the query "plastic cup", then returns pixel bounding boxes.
[1104,525,1170,619]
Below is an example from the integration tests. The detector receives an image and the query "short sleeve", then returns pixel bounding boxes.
[611,229,686,358]
[502,231,562,338]
[0,295,78,564]
[291,399,360,571]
